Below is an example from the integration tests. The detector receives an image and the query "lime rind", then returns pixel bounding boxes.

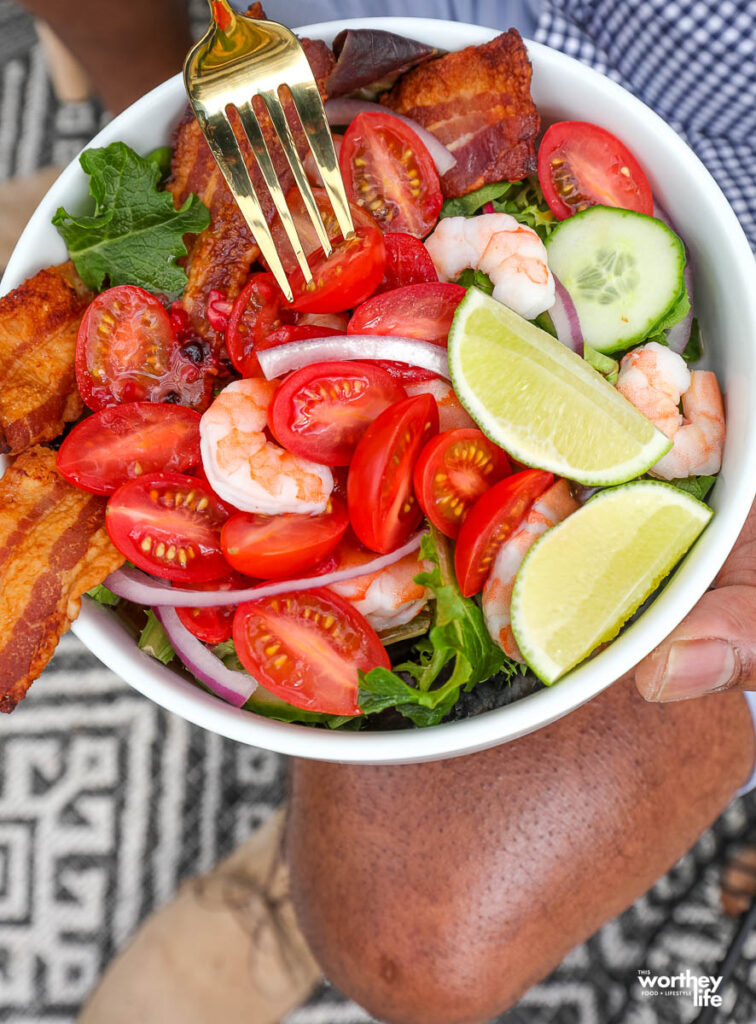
[509,480,713,684]
[448,288,672,485]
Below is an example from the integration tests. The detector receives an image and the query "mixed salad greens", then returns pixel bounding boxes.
[51,30,723,730]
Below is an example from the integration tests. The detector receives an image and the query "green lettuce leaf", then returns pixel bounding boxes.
[654,285,690,335]
[138,610,176,665]
[86,583,121,606]
[53,142,210,297]
[454,267,494,294]
[440,181,516,219]
[665,475,717,502]
[146,145,173,181]
[439,177,557,241]
[358,527,523,726]
[584,344,619,385]
[682,318,703,364]
[491,177,557,241]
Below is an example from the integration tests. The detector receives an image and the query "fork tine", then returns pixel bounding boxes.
[288,78,355,241]
[235,100,315,284]
[259,89,333,258]
[198,105,294,301]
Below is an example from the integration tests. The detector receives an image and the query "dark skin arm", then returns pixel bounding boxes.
[287,680,754,1024]
[19,0,192,113]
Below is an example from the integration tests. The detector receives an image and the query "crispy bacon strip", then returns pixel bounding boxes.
[0,262,92,455]
[383,30,539,198]
[167,3,335,349]
[0,447,124,712]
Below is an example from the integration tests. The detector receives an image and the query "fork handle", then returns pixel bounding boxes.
[207,0,236,33]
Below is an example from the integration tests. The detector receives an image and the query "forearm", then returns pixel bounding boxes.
[286,681,754,1024]
[20,0,192,113]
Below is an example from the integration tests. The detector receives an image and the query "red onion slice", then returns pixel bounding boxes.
[482,201,495,214]
[155,607,256,707]
[549,273,584,356]
[324,98,457,175]
[257,335,451,381]
[653,204,694,355]
[665,262,694,355]
[105,533,424,608]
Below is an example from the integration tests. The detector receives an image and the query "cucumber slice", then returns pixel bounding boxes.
[545,206,686,354]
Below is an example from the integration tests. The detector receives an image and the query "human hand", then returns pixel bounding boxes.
[635,498,756,701]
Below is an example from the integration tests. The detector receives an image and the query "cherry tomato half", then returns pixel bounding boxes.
[348,281,466,382]
[269,361,407,466]
[259,324,343,349]
[454,470,554,597]
[268,185,378,274]
[76,286,213,411]
[413,429,512,539]
[233,588,389,715]
[374,232,438,294]
[106,472,232,583]
[221,496,349,579]
[347,393,439,553]
[175,573,251,645]
[226,273,289,377]
[286,225,386,315]
[537,121,653,220]
[340,112,442,237]
[57,403,201,496]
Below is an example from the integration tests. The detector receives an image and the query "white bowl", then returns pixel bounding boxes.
[4,17,756,764]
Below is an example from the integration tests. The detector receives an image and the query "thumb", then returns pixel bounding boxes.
[634,585,756,702]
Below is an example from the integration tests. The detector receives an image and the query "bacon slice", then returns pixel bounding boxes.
[0,447,124,712]
[0,262,92,455]
[167,3,335,351]
[383,30,539,199]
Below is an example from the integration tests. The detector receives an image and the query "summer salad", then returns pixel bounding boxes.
[0,20,723,727]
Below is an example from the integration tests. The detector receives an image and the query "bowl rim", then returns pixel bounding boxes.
[4,17,756,764]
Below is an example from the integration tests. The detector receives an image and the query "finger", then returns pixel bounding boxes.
[634,585,756,702]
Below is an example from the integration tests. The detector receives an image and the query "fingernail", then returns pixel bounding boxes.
[655,638,738,701]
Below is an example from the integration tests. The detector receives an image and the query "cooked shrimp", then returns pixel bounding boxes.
[482,480,579,661]
[404,379,477,431]
[617,342,725,479]
[200,378,333,514]
[651,370,725,479]
[424,213,555,319]
[616,341,691,438]
[328,534,430,631]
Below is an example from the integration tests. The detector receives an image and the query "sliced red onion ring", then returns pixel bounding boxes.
[653,203,694,355]
[549,273,584,356]
[105,533,424,608]
[257,335,451,381]
[324,98,457,175]
[154,607,256,707]
[665,262,694,356]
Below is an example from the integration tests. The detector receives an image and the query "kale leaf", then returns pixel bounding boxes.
[53,142,210,297]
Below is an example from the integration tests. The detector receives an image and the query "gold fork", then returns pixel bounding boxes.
[184,0,354,301]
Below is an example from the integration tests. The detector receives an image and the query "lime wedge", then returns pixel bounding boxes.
[447,288,671,485]
[510,481,712,684]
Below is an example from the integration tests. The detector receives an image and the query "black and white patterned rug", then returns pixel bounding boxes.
[1,3,756,1022]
